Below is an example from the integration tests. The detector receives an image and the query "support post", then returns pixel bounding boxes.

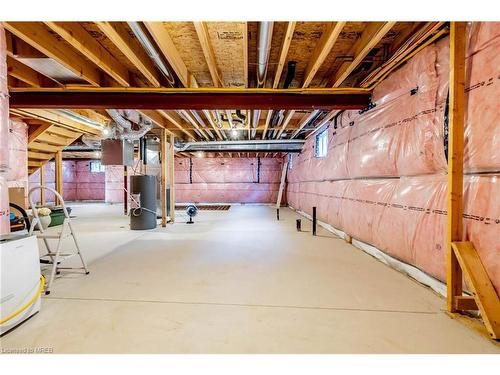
[55,150,63,206]
[123,166,128,215]
[312,206,317,236]
[40,164,46,206]
[447,22,467,313]
[160,129,167,227]
[276,156,289,220]
[168,133,175,223]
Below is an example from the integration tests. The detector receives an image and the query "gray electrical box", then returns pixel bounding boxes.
[101,139,134,166]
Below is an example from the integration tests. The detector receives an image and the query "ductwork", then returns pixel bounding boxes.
[175,139,305,153]
[127,22,176,86]
[106,109,153,141]
[270,61,296,131]
[257,22,274,88]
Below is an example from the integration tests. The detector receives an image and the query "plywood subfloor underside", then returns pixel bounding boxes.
[1,204,498,353]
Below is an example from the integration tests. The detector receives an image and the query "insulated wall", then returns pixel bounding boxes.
[0,26,9,234]
[176,157,282,203]
[29,160,105,204]
[287,22,500,294]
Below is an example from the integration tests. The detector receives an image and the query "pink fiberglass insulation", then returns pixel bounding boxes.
[287,175,500,293]
[191,157,258,183]
[464,22,500,172]
[176,157,283,203]
[0,175,8,235]
[0,26,9,234]
[105,165,124,203]
[28,160,105,203]
[7,119,29,206]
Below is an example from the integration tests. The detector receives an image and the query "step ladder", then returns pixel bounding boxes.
[28,186,89,295]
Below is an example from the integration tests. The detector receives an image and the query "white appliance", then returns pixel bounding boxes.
[0,234,42,335]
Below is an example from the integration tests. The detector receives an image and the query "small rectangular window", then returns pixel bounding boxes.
[288,154,293,170]
[315,129,328,158]
[90,160,105,173]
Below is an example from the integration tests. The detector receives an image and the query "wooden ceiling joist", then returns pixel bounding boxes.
[194,22,223,87]
[273,22,296,89]
[45,22,131,87]
[6,55,54,87]
[331,22,396,87]
[4,22,102,86]
[303,22,346,88]
[96,22,161,87]
[144,22,190,87]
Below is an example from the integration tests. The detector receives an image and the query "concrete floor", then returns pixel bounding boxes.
[1,203,498,353]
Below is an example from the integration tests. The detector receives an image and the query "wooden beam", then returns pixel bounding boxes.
[451,242,500,339]
[29,141,60,153]
[276,110,295,139]
[454,296,478,311]
[28,150,53,160]
[11,108,99,135]
[9,88,371,111]
[160,128,167,227]
[291,110,320,138]
[6,55,54,87]
[332,22,396,87]
[243,22,248,89]
[4,22,101,86]
[28,123,53,144]
[447,22,467,313]
[55,150,63,205]
[193,22,222,87]
[168,133,175,224]
[36,132,71,146]
[261,110,273,140]
[303,22,345,88]
[95,22,161,87]
[273,22,296,89]
[157,110,196,140]
[45,22,130,87]
[144,22,190,87]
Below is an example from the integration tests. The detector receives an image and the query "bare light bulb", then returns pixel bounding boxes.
[196,151,204,158]
[231,129,238,138]
[102,128,110,136]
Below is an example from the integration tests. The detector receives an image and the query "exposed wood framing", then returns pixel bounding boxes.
[45,22,131,86]
[194,22,223,87]
[273,22,296,89]
[6,55,54,87]
[160,129,168,227]
[4,22,101,86]
[168,133,175,223]
[291,110,320,138]
[303,22,345,87]
[144,22,190,87]
[95,22,161,87]
[451,242,500,339]
[331,22,396,87]
[447,21,467,312]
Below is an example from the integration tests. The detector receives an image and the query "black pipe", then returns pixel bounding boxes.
[312,207,317,236]
[283,61,296,89]
[276,208,280,221]
[296,219,301,232]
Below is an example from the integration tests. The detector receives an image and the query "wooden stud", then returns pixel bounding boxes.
[303,22,345,87]
[332,22,395,87]
[96,22,161,87]
[454,296,478,311]
[55,150,63,205]
[4,22,101,86]
[447,22,467,313]
[45,22,130,87]
[261,110,273,140]
[160,128,168,227]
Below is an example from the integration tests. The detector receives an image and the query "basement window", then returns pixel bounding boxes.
[288,154,293,170]
[315,129,328,158]
[90,160,105,173]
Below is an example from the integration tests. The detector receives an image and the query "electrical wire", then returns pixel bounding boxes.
[0,276,45,325]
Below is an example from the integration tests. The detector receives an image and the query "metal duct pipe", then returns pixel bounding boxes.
[251,110,261,139]
[175,139,305,153]
[256,22,274,88]
[107,109,153,141]
[127,22,176,86]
